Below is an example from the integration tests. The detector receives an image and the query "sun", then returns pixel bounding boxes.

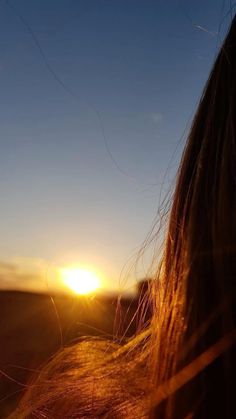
[60,267,101,295]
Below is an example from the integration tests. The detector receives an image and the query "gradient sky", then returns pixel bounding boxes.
[0,0,232,294]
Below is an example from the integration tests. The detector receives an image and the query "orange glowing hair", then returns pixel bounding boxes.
[10,13,236,419]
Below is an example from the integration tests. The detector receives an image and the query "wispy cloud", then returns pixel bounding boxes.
[0,258,49,293]
[151,112,163,125]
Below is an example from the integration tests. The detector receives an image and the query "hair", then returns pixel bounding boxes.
[150,12,236,418]
[9,14,236,419]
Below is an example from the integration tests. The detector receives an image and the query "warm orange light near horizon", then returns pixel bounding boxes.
[60,267,101,295]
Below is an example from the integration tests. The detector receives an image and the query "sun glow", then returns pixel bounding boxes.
[60,267,101,295]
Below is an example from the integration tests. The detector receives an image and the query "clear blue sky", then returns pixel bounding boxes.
[0,0,232,293]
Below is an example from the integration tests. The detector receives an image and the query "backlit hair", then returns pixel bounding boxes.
[10,14,236,419]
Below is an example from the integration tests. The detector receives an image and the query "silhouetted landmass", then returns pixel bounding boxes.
[0,288,151,417]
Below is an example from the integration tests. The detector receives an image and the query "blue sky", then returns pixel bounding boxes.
[0,0,232,293]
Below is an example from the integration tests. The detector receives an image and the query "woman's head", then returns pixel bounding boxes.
[151,13,236,417]
[10,13,236,419]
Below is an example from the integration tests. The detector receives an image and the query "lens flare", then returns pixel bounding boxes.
[60,267,100,295]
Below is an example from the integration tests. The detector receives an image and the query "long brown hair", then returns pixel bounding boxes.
[150,13,236,418]
[10,13,236,419]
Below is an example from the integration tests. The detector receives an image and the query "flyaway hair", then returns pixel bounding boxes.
[9,13,236,419]
[150,13,236,418]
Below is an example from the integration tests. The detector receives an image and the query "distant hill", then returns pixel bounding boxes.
[0,289,150,417]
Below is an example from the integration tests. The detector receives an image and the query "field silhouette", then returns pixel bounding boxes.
[0,286,150,417]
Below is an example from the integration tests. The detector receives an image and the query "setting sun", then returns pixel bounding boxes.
[60,267,101,295]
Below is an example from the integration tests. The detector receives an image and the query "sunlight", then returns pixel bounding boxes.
[60,267,101,295]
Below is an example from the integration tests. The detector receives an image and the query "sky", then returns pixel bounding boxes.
[0,0,233,294]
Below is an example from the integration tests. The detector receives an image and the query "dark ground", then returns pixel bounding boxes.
[0,288,150,417]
